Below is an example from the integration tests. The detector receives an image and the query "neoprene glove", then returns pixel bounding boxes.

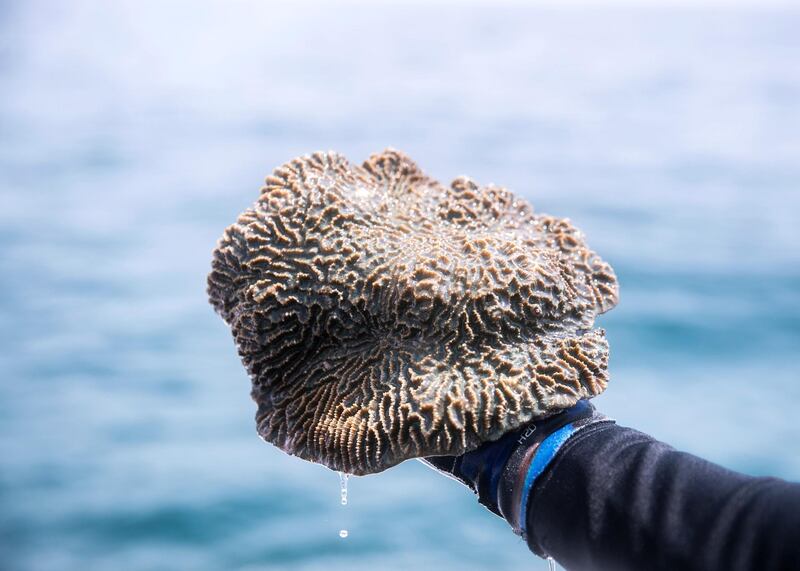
[422,400,613,540]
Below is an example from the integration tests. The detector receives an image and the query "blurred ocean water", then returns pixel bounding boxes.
[1,1,798,569]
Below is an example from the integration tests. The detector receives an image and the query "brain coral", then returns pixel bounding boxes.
[208,149,618,475]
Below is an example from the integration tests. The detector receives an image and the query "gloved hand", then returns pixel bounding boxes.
[422,400,612,538]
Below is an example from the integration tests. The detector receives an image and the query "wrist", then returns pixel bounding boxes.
[496,401,613,537]
[423,400,613,535]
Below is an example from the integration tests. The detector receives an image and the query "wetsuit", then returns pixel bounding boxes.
[424,401,800,571]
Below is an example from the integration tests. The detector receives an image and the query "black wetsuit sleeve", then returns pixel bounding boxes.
[524,423,800,571]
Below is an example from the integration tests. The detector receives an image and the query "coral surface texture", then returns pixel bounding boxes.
[208,150,618,474]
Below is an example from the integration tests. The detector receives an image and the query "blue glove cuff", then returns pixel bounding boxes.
[495,400,613,537]
[517,422,583,536]
[423,399,613,538]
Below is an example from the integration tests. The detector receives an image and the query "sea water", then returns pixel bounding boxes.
[0,3,798,570]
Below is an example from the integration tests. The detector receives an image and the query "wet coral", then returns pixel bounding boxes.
[208,149,618,475]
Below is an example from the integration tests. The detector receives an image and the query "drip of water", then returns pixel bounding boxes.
[339,471,349,505]
[547,557,556,571]
[338,471,349,539]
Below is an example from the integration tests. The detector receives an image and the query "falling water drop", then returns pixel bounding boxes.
[337,472,350,539]
[338,471,349,505]
[547,556,556,571]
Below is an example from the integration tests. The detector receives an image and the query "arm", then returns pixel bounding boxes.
[425,402,800,571]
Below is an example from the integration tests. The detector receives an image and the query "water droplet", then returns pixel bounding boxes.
[338,471,349,506]
[547,557,556,571]
[337,472,350,539]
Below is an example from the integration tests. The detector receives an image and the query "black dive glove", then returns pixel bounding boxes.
[422,400,613,540]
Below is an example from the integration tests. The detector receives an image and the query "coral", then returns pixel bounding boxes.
[208,149,618,475]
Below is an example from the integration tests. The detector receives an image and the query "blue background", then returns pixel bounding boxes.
[1,2,798,569]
